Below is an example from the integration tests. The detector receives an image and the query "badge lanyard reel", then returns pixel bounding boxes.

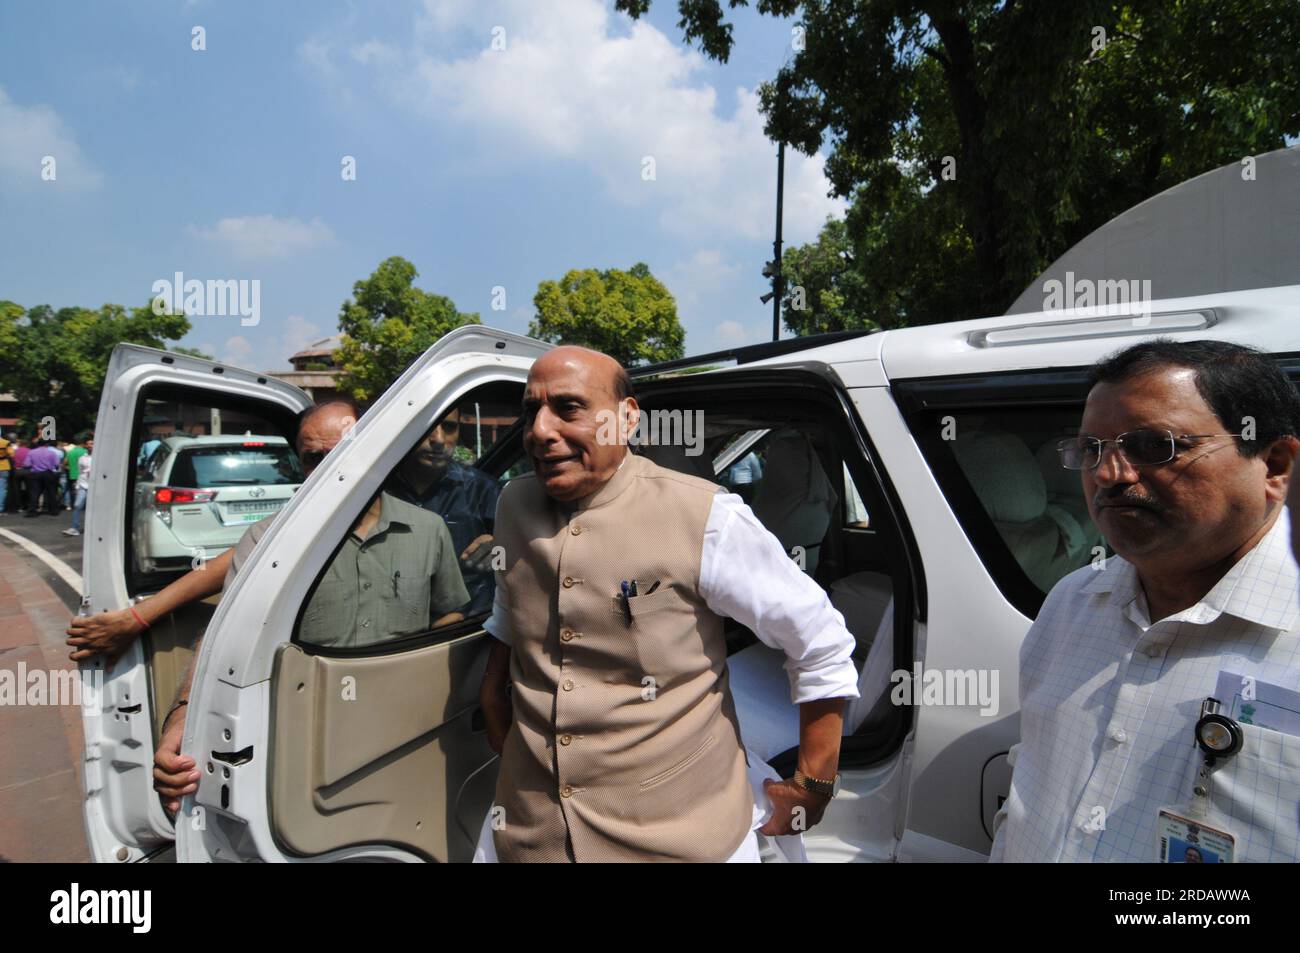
[1156,697,1243,863]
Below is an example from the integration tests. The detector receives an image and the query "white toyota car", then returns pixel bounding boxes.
[132,435,303,574]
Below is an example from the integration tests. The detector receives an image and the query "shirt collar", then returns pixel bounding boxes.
[1081,514,1299,632]
[371,490,422,537]
[562,451,637,514]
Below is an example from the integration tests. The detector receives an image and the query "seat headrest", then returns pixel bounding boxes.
[1036,439,1083,500]
[637,442,715,481]
[951,430,1047,524]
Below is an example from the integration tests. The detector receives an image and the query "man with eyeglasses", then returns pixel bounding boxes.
[991,339,1300,863]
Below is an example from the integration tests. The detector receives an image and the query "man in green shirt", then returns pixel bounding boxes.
[240,487,469,648]
[63,437,88,511]
[65,437,88,482]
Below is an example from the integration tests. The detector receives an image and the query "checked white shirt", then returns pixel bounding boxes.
[991,514,1300,863]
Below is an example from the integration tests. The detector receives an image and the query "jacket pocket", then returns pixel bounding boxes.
[639,734,715,789]
[608,586,678,620]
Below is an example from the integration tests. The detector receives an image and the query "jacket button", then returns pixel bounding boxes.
[560,628,574,642]
[562,576,574,588]
[570,523,582,536]
[562,679,574,691]
[561,785,574,798]
[560,734,572,746]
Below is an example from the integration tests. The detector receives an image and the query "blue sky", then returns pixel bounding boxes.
[0,0,844,370]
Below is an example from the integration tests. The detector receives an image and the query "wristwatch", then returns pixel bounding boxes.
[792,769,841,799]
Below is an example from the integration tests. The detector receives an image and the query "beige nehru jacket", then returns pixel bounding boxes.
[490,452,755,862]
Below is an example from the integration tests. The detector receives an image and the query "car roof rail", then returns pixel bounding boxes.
[629,328,877,380]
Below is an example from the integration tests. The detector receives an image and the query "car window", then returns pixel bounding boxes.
[126,386,301,594]
[918,405,1107,603]
[293,381,523,652]
[843,461,869,528]
[170,442,304,487]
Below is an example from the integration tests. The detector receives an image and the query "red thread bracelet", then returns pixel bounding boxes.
[129,606,150,631]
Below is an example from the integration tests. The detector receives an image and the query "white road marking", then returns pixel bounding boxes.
[0,528,84,595]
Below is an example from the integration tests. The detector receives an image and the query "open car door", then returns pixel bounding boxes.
[81,344,314,862]
[177,327,549,862]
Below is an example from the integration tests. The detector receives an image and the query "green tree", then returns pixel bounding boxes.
[621,0,1300,326]
[336,257,481,403]
[779,217,879,334]
[530,263,684,366]
[0,300,193,435]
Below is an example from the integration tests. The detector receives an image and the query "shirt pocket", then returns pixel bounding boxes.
[390,572,432,636]
[1207,723,1300,860]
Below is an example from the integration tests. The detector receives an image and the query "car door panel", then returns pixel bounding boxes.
[270,632,493,862]
[82,344,313,863]
[179,327,550,862]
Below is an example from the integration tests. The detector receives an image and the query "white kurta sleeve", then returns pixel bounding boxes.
[700,490,859,705]
[483,579,512,646]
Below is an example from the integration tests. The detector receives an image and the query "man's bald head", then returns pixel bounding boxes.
[529,346,633,403]
[296,399,360,468]
[522,346,639,501]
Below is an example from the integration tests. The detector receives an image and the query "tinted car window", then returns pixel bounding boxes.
[171,444,303,487]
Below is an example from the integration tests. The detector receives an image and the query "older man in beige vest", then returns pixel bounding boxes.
[476,346,859,862]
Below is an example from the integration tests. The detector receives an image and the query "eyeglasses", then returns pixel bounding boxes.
[1057,429,1245,470]
[301,449,327,471]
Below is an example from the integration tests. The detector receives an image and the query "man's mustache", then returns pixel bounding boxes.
[1093,488,1162,512]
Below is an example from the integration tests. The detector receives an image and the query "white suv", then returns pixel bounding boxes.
[132,435,303,574]
[76,280,1300,864]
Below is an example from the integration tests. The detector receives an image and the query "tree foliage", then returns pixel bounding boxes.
[530,263,684,366]
[0,300,193,436]
[779,217,877,334]
[336,257,481,403]
[621,0,1300,327]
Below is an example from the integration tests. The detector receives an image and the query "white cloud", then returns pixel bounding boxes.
[351,40,400,66]
[714,320,754,347]
[277,313,324,361]
[219,335,254,365]
[662,248,744,323]
[188,215,335,260]
[327,0,842,242]
[0,86,102,190]
[299,38,337,77]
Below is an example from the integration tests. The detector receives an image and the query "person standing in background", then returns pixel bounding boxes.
[54,440,70,509]
[64,437,88,511]
[727,450,764,504]
[0,431,11,515]
[12,436,31,514]
[24,439,62,517]
[63,436,93,537]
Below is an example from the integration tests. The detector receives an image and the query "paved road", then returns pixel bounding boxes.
[0,507,85,613]
[0,514,91,862]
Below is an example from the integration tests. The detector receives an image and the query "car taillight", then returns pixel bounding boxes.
[154,487,216,505]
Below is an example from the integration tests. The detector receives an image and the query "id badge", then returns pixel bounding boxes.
[1155,806,1235,863]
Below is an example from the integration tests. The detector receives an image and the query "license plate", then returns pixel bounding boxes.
[226,500,282,514]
